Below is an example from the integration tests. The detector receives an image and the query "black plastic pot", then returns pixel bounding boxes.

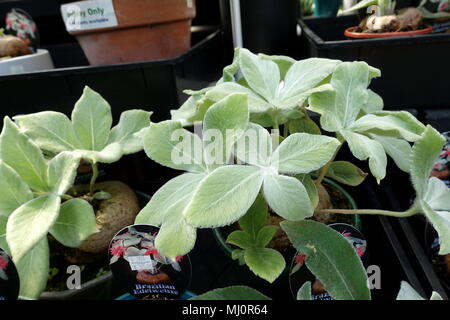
[0,29,227,124]
[298,15,450,110]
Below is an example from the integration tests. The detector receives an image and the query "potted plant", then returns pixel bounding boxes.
[0,86,152,299]
[342,0,450,38]
[135,48,449,299]
[60,0,196,65]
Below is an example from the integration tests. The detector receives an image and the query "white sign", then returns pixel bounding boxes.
[127,256,155,272]
[61,0,118,32]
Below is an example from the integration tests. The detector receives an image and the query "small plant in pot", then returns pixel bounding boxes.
[342,0,450,38]
[0,87,152,299]
[135,48,450,299]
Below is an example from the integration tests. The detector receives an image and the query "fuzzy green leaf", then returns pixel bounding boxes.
[0,161,33,217]
[238,193,268,240]
[296,174,319,208]
[143,120,205,173]
[360,90,383,114]
[235,123,272,167]
[309,62,370,132]
[227,231,254,250]
[411,126,445,198]
[136,173,205,226]
[71,86,112,151]
[239,48,280,101]
[278,58,340,103]
[205,82,272,114]
[348,111,425,142]
[272,133,340,174]
[107,109,152,154]
[13,111,81,153]
[47,152,80,195]
[281,220,371,300]
[154,197,197,259]
[326,161,368,187]
[396,282,425,300]
[0,117,48,192]
[191,286,271,300]
[421,178,450,255]
[259,54,295,80]
[244,248,285,283]
[341,130,387,183]
[184,166,263,228]
[0,215,8,253]
[203,93,249,169]
[370,135,412,173]
[49,198,98,248]
[6,195,60,262]
[297,282,312,300]
[263,174,313,221]
[16,237,49,299]
[289,117,321,135]
[256,225,278,247]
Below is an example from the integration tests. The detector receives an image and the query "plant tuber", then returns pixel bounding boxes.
[0,34,30,58]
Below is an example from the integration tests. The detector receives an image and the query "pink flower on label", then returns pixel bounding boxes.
[109,245,126,257]
[0,256,9,269]
[294,254,307,265]
[144,249,159,256]
[356,246,365,257]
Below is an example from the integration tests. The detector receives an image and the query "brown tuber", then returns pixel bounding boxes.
[361,7,423,33]
[0,35,31,58]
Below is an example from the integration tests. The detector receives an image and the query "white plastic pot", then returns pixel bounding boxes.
[0,49,54,76]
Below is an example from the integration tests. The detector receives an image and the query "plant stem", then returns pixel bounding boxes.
[61,194,74,201]
[283,122,289,138]
[315,207,421,218]
[90,162,99,195]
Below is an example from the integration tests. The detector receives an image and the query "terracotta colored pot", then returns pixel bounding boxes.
[67,0,196,65]
[344,25,433,39]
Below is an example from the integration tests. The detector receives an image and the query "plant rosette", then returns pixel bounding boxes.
[109,224,192,300]
[0,87,152,299]
[135,47,449,300]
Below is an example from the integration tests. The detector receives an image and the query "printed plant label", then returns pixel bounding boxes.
[0,248,20,300]
[109,224,192,300]
[61,0,118,32]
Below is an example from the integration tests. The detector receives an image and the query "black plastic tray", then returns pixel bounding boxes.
[298,15,450,110]
[376,165,449,299]
[0,29,227,123]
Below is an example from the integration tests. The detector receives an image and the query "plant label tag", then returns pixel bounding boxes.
[0,248,20,300]
[109,224,192,300]
[61,0,118,32]
[128,256,155,272]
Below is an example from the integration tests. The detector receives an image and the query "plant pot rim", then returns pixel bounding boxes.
[344,25,433,39]
[214,177,361,257]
